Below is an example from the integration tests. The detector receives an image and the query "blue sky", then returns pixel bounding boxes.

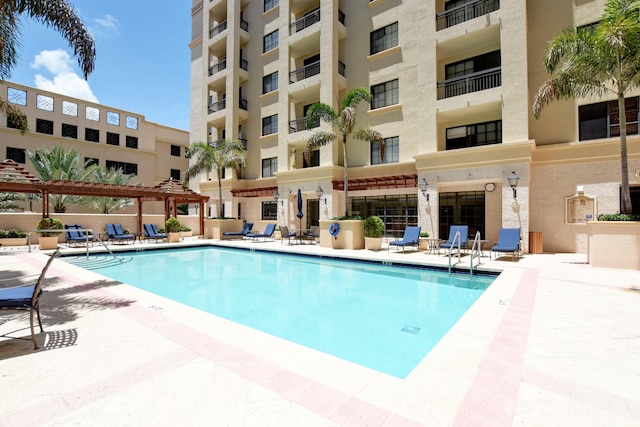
[9,0,191,131]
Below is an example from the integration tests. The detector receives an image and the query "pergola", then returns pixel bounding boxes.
[0,160,210,234]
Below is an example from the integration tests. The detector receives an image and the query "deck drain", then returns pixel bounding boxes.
[401,325,421,335]
[148,305,166,313]
[498,299,510,306]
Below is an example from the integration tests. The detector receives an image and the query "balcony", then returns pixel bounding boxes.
[437,67,501,99]
[436,0,500,31]
[240,18,248,32]
[289,117,320,133]
[208,99,226,114]
[338,61,345,77]
[239,98,248,111]
[209,20,227,38]
[240,58,248,71]
[209,59,227,76]
[338,9,345,25]
[290,61,320,83]
[290,9,320,35]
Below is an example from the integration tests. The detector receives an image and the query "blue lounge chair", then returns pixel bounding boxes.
[245,223,276,242]
[64,224,94,247]
[222,222,253,239]
[144,223,167,242]
[279,225,297,245]
[388,226,421,252]
[0,250,58,349]
[439,225,469,254]
[106,223,135,244]
[491,228,521,260]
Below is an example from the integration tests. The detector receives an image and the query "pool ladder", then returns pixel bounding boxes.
[447,230,482,277]
[28,228,117,260]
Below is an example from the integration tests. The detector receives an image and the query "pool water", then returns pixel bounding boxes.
[66,247,495,378]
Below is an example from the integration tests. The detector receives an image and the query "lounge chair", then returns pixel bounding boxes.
[222,222,253,239]
[245,223,276,242]
[144,223,167,242]
[106,223,135,244]
[439,225,468,254]
[64,224,94,247]
[388,226,421,252]
[279,225,297,245]
[491,228,521,260]
[0,250,59,349]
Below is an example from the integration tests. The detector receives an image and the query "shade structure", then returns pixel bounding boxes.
[296,188,303,231]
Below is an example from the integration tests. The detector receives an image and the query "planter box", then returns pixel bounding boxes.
[38,236,60,250]
[168,232,181,243]
[205,219,243,239]
[180,230,193,238]
[0,237,28,246]
[587,221,640,270]
[319,220,364,250]
[364,236,383,251]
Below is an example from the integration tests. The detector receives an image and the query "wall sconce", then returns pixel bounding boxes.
[507,171,519,199]
[316,186,326,205]
[419,178,429,204]
[273,189,282,206]
[27,193,35,211]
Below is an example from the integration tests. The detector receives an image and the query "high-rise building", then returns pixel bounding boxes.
[189,0,640,253]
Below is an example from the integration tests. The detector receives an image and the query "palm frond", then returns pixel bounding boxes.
[340,87,372,111]
[304,131,336,164]
[305,102,337,129]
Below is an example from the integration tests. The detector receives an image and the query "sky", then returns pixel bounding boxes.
[9,0,192,131]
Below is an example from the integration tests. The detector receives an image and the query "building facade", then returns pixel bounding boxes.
[0,81,190,214]
[189,0,640,253]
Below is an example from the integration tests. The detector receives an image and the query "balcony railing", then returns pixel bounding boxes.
[209,20,227,38]
[436,0,500,31]
[209,59,227,76]
[289,117,320,133]
[290,9,320,35]
[290,61,320,83]
[437,66,501,99]
[338,61,346,77]
[209,138,248,150]
[240,18,249,32]
[240,58,248,71]
[338,9,345,25]
[239,138,247,150]
[239,98,248,111]
[208,99,226,114]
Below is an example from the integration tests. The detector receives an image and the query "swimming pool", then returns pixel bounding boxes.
[65,247,495,378]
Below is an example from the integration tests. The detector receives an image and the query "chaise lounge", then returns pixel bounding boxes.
[245,223,276,242]
[222,222,253,239]
[439,225,468,254]
[491,228,521,260]
[388,226,421,252]
[144,223,167,242]
[64,224,94,247]
[106,223,136,244]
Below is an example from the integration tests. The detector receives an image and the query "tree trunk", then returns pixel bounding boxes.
[342,134,348,217]
[618,93,632,214]
[217,168,223,218]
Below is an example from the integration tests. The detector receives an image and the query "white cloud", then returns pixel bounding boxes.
[30,49,98,103]
[89,14,119,38]
[93,14,118,31]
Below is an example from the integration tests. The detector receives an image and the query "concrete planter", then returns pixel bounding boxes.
[418,238,429,251]
[38,236,60,250]
[319,220,364,250]
[168,232,181,243]
[0,237,28,246]
[205,219,243,239]
[180,230,193,238]
[587,221,640,270]
[364,236,383,251]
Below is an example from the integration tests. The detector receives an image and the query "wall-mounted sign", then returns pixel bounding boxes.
[565,194,596,224]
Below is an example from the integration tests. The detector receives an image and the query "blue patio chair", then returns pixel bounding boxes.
[0,250,59,349]
[491,228,521,261]
[388,226,421,252]
[245,223,276,242]
[144,223,167,242]
[279,225,297,245]
[64,224,94,247]
[439,225,469,254]
[106,223,135,244]
[222,222,253,239]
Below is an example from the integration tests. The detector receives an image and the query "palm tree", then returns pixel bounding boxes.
[304,87,382,217]
[532,0,640,214]
[27,146,97,212]
[84,167,139,214]
[0,0,96,134]
[184,140,245,217]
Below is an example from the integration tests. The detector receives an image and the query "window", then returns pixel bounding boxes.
[106,132,120,146]
[7,87,26,105]
[371,79,399,109]
[262,157,278,177]
[371,136,399,164]
[86,106,100,121]
[263,29,279,53]
[264,0,279,13]
[126,116,138,129]
[6,115,23,129]
[36,94,54,111]
[262,114,278,136]
[107,111,120,126]
[6,147,26,164]
[262,201,278,220]
[126,136,138,149]
[35,118,54,135]
[85,157,99,167]
[262,72,278,94]
[61,123,78,139]
[171,144,181,156]
[446,120,502,150]
[170,169,181,180]
[578,21,601,34]
[85,128,100,142]
[370,22,398,55]
[303,149,320,168]
[106,160,138,175]
[62,100,77,116]
[445,50,501,80]
[579,97,639,141]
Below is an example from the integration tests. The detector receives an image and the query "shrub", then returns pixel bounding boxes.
[35,218,63,237]
[363,216,385,238]
[419,231,430,238]
[598,212,640,221]
[165,217,182,233]
[332,215,362,221]
[0,228,27,238]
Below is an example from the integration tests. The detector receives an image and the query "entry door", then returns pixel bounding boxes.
[307,199,319,228]
[438,191,485,239]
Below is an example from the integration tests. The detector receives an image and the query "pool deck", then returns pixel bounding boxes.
[1,238,639,426]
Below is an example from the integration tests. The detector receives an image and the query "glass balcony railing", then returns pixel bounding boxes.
[436,0,500,31]
[437,67,501,99]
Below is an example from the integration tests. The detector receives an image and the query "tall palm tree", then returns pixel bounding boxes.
[304,87,382,217]
[184,140,245,217]
[532,0,640,214]
[27,146,97,212]
[84,167,139,214]
[0,0,96,134]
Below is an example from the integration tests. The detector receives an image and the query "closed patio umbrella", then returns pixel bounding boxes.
[297,188,303,231]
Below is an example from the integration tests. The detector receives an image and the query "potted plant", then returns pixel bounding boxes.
[418,231,430,251]
[165,217,182,242]
[36,217,63,249]
[179,224,193,238]
[363,216,384,251]
[0,228,28,246]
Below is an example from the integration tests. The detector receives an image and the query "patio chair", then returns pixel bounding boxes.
[0,250,59,349]
[222,222,253,239]
[106,223,135,244]
[64,224,94,247]
[279,225,297,245]
[439,225,468,254]
[303,225,320,243]
[245,223,276,242]
[144,223,167,242]
[491,228,521,261]
[388,226,421,252]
